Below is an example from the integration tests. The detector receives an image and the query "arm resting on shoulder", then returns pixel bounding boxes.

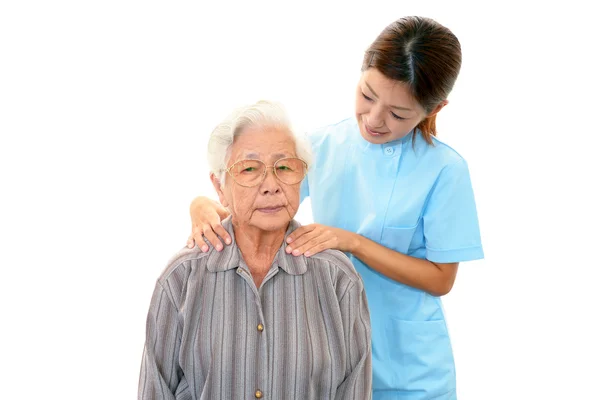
[349,234,458,297]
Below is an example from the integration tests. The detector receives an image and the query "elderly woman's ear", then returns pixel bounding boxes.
[210,173,229,209]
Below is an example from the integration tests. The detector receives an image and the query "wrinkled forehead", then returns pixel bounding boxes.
[241,152,294,161]
[227,126,297,164]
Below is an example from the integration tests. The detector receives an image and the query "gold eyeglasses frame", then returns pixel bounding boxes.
[223,157,308,188]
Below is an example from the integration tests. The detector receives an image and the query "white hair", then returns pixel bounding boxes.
[207,100,312,184]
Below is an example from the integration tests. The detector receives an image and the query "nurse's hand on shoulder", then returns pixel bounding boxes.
[186,196,231,252]
[285,224,359,257]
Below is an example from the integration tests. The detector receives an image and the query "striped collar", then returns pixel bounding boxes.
[205,216,307,276]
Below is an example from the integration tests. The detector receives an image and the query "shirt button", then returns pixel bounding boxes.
[257,323,264,332]
[384,146,394,155]
[255,390,263,398]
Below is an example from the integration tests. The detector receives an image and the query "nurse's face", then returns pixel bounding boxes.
[355,68,427,144]
[211,126,302,233]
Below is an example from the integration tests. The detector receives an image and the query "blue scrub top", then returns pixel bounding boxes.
[300,118,484,400]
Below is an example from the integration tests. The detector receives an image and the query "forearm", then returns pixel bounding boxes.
[349,233,457,296]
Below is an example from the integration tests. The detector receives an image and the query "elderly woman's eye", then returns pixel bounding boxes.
[241,167,257,173]
[277,165,293,171]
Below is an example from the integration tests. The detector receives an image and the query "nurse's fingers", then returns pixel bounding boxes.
[287,228,337,256]
[186,234,196,249]
[189,225,209,252]
[286,224,317,244]
[199,223,224,252]
[212,223,232,246]
[286,227,322,255]
[297,237,338,257]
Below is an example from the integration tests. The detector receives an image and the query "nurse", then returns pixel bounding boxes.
[187,16,483,400]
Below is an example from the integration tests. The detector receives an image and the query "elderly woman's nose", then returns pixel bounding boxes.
[260,168,282,194]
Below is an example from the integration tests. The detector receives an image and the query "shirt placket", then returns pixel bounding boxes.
[236,265,280,399]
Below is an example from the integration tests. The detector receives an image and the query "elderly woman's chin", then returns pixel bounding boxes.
[249,206,296,232]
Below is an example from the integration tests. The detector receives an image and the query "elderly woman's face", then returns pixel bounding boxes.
[213,126,302,232]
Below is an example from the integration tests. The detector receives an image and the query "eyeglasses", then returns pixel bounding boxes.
[224,157,308,188]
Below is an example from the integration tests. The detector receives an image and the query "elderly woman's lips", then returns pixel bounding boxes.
[257,206,284,213]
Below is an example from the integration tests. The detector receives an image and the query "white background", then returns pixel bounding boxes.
[1,1,599,398]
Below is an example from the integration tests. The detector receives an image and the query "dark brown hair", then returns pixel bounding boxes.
[362,16,462,144]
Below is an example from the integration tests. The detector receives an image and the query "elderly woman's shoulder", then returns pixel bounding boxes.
[156,245,211,283]
[306,249,363,284]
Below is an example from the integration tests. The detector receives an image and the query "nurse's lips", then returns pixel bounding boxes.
[365,124,388,137]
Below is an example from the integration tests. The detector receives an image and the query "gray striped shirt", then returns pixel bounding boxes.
[139,217,372,399]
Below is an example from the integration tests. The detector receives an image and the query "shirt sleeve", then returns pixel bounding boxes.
[138,282,186,400]
[423,158,484,263]
[335,280,373,400]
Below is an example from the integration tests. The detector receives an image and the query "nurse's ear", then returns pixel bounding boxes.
[426,100,449,118]
[210,172,230,208]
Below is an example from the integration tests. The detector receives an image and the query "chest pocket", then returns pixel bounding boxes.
[380,223,419,255]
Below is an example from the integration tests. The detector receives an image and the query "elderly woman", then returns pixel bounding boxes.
[139,100,372,400]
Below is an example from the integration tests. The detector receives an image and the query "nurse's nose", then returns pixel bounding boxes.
[367,106,386,129]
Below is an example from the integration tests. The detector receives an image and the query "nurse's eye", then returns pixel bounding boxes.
[362,93,373,102]
[391,112,406,121]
